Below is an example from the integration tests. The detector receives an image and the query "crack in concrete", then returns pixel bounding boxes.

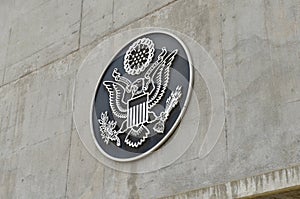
[112,0,115,28]
[64,117,74,198]
[219,0,229,159]
[0,48,78,89]
[78,0,84,48]
[0,131,68,159]
[287,99,300,104]
[102,167,105,199]
[2,27,12,86]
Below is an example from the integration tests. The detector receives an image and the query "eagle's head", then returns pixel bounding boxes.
[131,78,145,97]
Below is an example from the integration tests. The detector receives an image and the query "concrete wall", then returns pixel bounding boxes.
[1,0,300,198]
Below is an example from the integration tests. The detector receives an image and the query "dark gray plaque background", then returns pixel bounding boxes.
[92,32,192,161]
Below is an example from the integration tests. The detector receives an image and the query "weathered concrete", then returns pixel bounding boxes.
[80,0,176,47]
[163,165,300,198]
[0,47,91,198]
[0,0,300,198]
[223,0,300,179]
[1,0,82,86]
[66,129,105,199]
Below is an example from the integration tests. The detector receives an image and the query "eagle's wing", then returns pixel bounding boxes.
[148,49,178,109]
[103,81,127,118]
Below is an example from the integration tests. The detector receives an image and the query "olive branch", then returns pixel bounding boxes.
[98,112,120,146]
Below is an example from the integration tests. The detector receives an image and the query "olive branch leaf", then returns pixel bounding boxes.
[98,111,120,146]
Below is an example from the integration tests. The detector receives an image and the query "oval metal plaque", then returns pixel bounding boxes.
[91,32,193,161]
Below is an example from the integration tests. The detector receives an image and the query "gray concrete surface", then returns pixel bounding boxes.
[0,0,300,198]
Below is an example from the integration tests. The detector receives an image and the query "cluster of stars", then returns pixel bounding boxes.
[124,38,155,75]
[129,45,149,68]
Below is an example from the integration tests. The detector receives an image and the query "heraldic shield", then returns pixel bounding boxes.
[92,32,193,161]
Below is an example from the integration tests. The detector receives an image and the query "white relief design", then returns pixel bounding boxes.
[99,38,183,148]
[124,38,155,75]
[153,86,182,133]
[98,112,121,146]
